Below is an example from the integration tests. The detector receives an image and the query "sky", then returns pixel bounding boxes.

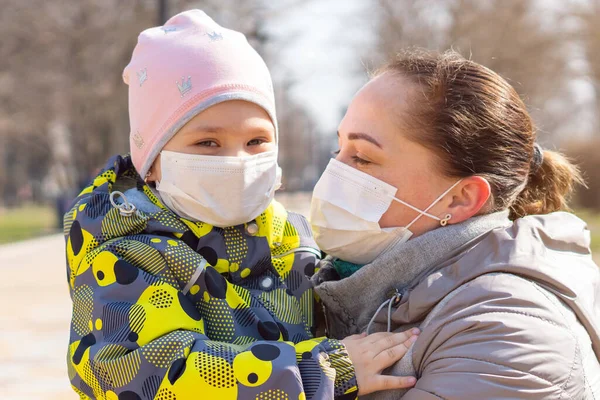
[266,0,374,133]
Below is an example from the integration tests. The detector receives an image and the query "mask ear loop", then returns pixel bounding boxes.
[400,179,463,230]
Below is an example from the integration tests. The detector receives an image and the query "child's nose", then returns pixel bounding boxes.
[221,148,251,158]
[235,150,252,157]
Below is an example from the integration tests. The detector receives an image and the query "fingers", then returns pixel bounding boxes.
[365,331,396,343]
[342,332,366,346]
[346,329,421,396]
[369,328,420,354]
[369,375,417,393]
[345,332,367,341]
[366,328,420,343]
[374,334,419,368]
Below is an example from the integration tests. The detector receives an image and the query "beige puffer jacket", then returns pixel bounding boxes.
[315,212,600,399]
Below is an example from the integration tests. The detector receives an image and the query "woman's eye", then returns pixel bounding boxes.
[196,140,218,147]
[352,155,371,165]
[247,138,267,146]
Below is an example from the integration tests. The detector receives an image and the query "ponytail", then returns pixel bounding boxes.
[510,150,585,220]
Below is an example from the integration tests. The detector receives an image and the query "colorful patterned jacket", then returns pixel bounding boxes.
[65,155,358,400]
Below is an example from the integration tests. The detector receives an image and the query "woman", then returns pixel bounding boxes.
[310,49,600,399]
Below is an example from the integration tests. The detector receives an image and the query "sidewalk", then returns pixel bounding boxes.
[0,234,77,400]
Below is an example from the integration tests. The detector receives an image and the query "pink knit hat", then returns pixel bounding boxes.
[123,9,277,177]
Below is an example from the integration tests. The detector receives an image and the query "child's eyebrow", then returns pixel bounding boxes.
[187,126,225,134]
[185,124,275,136]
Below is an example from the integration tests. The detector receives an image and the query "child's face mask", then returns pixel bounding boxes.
[156,150,281,227]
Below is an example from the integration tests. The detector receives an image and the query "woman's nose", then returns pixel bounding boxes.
[334,151,351,165]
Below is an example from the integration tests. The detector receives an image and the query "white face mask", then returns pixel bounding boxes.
[156,150,281,227]
[309,158,462,265]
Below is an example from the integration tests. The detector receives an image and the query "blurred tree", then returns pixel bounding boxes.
[566,0,600,209]
[0,0,315,206]
[579,0,600,128]
[567,139,600,209]
[0,0,156,205]
[372,0,576,144]
[3,0,595,208]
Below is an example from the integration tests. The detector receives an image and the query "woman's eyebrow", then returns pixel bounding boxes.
[338,131,382,148]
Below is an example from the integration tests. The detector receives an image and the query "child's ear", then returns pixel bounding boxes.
[145,158,162,183]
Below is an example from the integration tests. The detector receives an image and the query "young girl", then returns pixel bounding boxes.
[64,10,417,400]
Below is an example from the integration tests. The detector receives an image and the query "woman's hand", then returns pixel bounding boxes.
[342,328,420,395]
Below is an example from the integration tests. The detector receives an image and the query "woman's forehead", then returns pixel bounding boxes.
[352,74,415,116]
[341,74,414,132]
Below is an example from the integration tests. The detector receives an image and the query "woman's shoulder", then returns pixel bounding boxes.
[414,272,589,395]
[426,272,577,329]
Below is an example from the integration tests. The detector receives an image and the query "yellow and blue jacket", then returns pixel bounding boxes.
[65,155,358,400]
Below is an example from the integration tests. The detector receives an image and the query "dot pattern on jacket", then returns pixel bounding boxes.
[65,155,358,399]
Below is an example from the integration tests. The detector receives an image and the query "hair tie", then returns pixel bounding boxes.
[531,143,544,174]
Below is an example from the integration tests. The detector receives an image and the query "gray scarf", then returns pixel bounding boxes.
[312,211,512,339]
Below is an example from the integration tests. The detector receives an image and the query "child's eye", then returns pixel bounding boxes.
[352,155,371,165]
[247,138,267,146]
[195,140,218,147]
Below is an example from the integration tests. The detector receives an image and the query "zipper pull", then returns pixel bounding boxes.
[392,288,402,305]
[386,287,402,303]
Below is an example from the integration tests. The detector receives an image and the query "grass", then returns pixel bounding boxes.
[0,204,59,244]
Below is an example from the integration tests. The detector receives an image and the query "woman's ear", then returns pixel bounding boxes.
[446,176,491,224]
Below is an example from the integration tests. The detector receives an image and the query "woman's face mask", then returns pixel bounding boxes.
[309,158,461,264]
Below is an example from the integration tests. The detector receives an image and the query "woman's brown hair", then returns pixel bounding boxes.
[377,49,584,220]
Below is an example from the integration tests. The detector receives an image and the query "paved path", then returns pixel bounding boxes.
[0,234,77,400]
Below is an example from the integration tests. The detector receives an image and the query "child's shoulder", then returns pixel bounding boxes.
[270,201,318,254]
[285,210,314,240]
